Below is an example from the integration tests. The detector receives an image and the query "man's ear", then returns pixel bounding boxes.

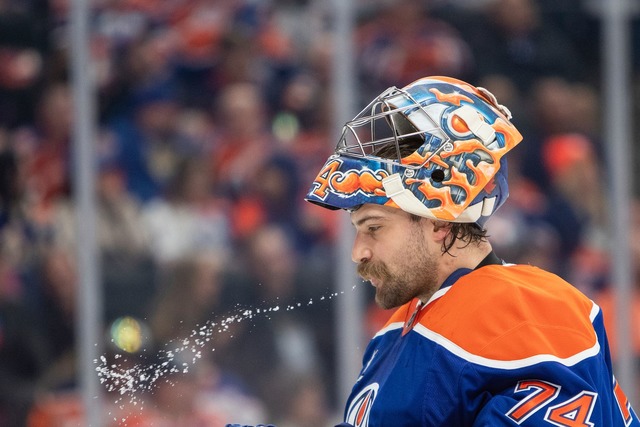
[430,220,453,243]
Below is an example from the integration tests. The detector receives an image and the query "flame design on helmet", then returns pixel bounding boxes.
[330,168,388,196]
[429,88,473,106]
[401,150,449,168]
[305,76,523,226]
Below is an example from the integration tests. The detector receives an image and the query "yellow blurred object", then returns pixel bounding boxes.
[110,316,144,353]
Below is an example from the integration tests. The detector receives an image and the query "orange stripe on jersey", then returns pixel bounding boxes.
[409,264,597,362]
[383,298,421,328]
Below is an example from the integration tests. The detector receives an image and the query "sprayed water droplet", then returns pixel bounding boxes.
[95,287,353,421]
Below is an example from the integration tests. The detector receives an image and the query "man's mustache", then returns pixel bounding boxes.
[357,260,392,282]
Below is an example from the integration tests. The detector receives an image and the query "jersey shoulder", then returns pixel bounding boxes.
[417,264,599,364]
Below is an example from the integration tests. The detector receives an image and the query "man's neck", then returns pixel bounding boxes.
[437,240,494,285]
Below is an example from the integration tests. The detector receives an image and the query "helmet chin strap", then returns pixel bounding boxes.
[382,173,496,224]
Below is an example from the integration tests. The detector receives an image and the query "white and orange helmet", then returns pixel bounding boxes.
[305,76,523,227]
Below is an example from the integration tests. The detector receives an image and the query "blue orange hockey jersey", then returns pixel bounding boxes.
[342,262,639,426]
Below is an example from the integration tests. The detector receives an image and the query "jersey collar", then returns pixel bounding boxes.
[439,250,503,291]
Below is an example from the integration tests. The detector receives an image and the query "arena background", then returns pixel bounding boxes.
[0,0,639,425]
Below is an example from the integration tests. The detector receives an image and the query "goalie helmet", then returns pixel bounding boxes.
[304,76,523,227]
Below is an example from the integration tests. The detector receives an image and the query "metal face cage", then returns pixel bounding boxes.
[335,86,450,170]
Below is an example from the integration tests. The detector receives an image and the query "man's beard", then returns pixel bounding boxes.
[357,249,439,310]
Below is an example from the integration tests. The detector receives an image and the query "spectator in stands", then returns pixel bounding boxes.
[541,133,609,294]
[231,154,307,247]
[51,134,150,258]
[272,373,338,427]
[107,78,189,203]
[355,0,474,101]
[142,155,230,265]
[594,198,640,366]
[210,82,276,200]
[0,254,49,427]
[29,246,78,392]
[145,247,272,425]
[466,0,587,90]
[0,0,47,128]
[50,132,157,323]
[14,82,74,238]
[219,223,335,418]
[27,351,267,426]
[148,251,228,347]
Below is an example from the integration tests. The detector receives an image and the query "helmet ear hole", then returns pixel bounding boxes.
[431,169,445,183]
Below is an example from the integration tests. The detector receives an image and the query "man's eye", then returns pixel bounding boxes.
[368,226,381,233]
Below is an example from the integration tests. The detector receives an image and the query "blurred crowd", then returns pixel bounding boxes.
[0,0,639,426]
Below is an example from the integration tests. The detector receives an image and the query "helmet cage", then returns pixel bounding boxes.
[337,85,449,171]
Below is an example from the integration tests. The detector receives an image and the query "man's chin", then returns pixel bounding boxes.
[375,286,416,310]
[375,292,401,310]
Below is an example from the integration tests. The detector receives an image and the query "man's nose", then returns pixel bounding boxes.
[351,232,372,264]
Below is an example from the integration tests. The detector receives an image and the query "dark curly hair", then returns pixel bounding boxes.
[409,214,488,254]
